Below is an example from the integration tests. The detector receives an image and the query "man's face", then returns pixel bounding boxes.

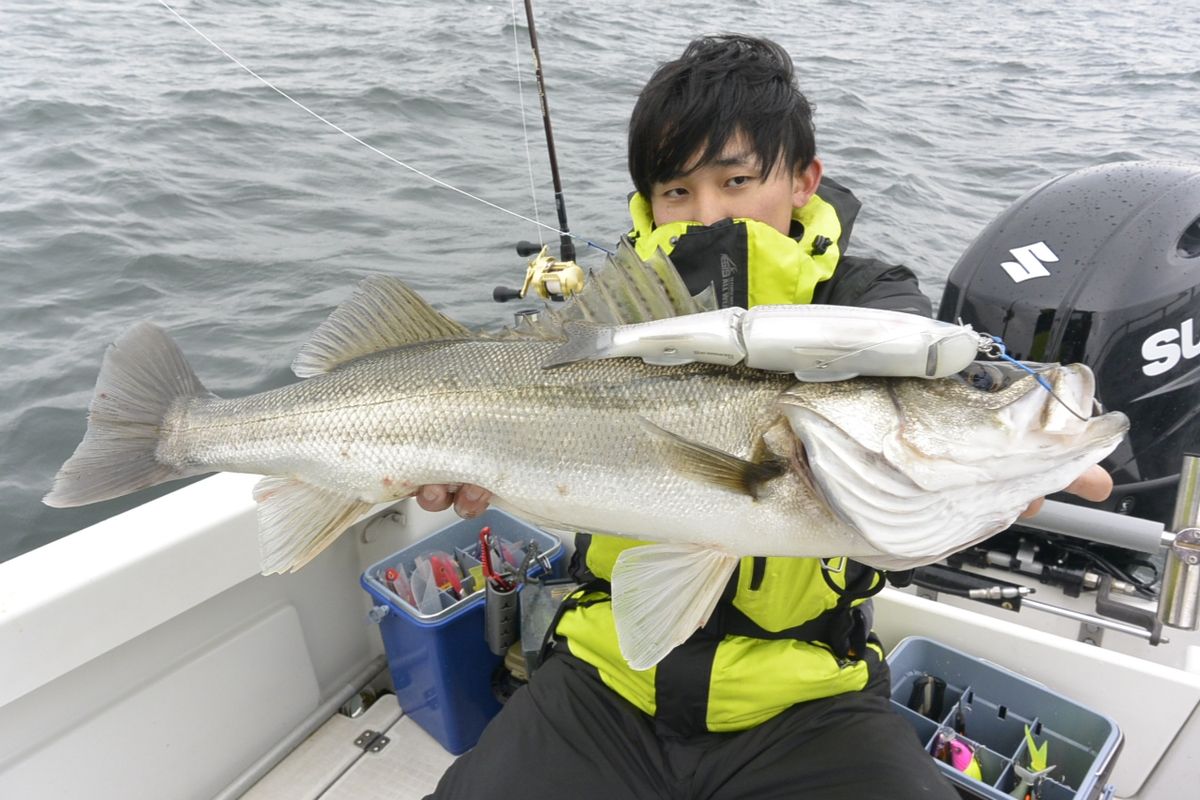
[649,133,822,234]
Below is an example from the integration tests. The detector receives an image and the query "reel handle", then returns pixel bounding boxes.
[493,285,524,303]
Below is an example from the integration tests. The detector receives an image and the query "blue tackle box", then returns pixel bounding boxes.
[887,636,1122,800]
[361,508,563,755]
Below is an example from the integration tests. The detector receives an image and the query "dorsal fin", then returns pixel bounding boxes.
[292,274,470,377]
[501,237,717,342]
[294,239,716,373]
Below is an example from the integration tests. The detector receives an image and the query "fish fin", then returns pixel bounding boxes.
[638,417,786,498]
[515,238,713,343]
[293,275,471,377]
[541,320,615,368]
[610,544,739,670]
[254,476,374,573]
[44,322,213,508]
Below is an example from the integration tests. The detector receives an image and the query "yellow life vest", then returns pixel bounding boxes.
[554,184,883,734]
[626,185,846,306]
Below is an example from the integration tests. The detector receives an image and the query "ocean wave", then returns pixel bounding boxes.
[2,0,1197,561]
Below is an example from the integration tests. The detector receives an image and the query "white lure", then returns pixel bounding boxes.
[542,305,982,381]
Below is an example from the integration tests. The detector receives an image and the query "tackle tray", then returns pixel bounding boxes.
[887,636,1122,800]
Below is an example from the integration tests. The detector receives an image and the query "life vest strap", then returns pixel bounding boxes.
[548,576,871,664]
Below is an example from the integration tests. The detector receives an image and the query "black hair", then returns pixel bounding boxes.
[628,35,816,201]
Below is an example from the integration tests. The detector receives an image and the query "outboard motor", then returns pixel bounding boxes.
[939,161,1200,527]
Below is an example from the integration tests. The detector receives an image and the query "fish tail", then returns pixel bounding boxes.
[43,322,213,508]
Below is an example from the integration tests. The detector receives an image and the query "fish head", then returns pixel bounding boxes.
[777,362,1129,567]
[889,361,1130,482]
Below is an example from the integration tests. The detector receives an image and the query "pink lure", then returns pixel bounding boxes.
[946,740,983,780]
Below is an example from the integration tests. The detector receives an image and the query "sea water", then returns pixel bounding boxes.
[1,0,1196,560]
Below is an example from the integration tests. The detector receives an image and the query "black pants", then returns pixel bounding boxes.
[426,652,957,800]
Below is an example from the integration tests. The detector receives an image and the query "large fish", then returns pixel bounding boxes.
[45,241,1128,669]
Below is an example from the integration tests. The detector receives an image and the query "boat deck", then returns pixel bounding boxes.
[243,694,455,800]
[237,574,1200,800]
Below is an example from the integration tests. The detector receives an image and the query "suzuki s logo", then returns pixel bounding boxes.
[1142,317,1200,377]
[1001,242,1059,283]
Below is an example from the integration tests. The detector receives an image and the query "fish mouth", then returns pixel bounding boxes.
[1041,363,1100,431]
[993,362,1112,435]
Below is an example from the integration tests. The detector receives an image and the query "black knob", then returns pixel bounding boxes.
[493,285,523,303]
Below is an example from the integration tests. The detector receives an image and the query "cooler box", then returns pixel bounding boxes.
[361,508,563,755]
[887,636,1122,800]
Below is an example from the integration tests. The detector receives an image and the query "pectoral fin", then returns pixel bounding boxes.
[610,543,740,670]
[254,476,374,573]
[638,417,785,498]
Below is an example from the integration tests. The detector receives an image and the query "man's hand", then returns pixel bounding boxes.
[416,483,493,518]
[1019,464,1114,519]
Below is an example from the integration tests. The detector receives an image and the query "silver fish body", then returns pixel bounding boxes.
[159,336,866,556]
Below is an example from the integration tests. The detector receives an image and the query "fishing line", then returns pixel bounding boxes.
[156,1,612,255]
[510,0,544,247]
[984,336,1092,422]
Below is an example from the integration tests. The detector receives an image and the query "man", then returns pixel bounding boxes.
[422,35,1109,799]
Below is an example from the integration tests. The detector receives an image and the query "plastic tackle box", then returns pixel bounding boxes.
[887,636,1122,800]
[361,508,563,754]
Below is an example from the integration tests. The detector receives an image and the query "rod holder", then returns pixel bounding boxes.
[1157,454,1200,630]
[513,308,540,328]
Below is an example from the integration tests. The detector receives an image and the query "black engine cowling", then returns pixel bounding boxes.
[938,161,1200,526]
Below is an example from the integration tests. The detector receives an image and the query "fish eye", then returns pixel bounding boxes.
[959,362,1002,391]
[957,361,1042,392]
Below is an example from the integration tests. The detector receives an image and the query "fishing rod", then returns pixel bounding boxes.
[521,0,575,265]
[493,0,585,304]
